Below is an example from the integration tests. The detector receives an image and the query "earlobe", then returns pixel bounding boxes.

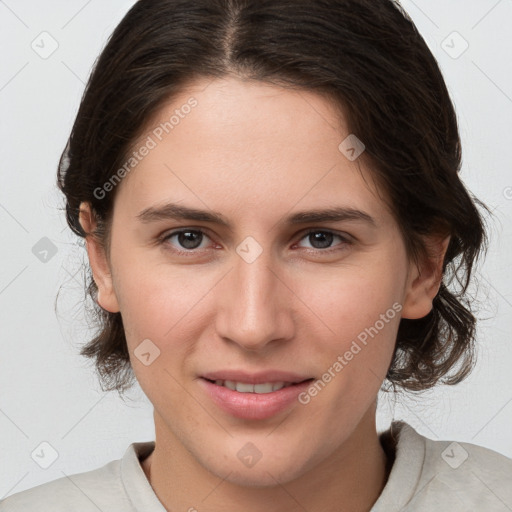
[401,235,450,319]
[79,202,120,314]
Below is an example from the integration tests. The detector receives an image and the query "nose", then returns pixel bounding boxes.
[215,247,295,352]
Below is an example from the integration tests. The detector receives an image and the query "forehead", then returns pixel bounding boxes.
[114,77,390,226]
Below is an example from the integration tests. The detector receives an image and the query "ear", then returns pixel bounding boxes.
[401,234,451,319]
[78,202,120,313]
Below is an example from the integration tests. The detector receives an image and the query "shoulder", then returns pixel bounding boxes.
[419,430,512,507]
[0,448,133,512]
[398,422,512,510]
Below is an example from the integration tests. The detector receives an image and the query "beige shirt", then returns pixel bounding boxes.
[1,421,511,511]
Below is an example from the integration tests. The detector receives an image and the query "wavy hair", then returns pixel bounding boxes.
[57,0,490,395]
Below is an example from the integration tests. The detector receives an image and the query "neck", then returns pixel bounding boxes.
[141,406,390,512]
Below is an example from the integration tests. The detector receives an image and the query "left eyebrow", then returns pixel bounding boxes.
[286,207,376,227]
[136,203,377,229]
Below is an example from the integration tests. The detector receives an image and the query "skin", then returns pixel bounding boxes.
[79,76,449,512]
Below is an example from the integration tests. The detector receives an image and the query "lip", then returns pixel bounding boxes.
[200,369,312,385]
[198,377,314,420]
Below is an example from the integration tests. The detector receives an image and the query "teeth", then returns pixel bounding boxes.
[213,380,293,393]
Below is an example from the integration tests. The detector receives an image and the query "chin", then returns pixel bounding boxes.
[200,448,312,489]
[222,464,304,488]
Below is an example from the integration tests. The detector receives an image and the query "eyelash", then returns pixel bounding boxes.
[158,228,353,256]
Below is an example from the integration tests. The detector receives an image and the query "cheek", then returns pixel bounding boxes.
[300,257,405,333]
[110,253,175,343]
[116,266,198,392]
[112,255,219,378]
[311,281,400,410]
[294,255,405,397]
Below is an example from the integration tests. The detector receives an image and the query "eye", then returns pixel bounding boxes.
[295,229,353,253]
[160,229,212,253]
[158,227,353,255]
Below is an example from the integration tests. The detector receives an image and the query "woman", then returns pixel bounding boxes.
[2,0,511,511]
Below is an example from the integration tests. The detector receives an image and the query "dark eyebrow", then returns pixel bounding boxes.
[136,203,376,228]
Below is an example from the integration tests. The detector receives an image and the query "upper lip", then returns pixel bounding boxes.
[201,370,313,385]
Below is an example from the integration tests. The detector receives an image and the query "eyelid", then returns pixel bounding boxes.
[293,228,354,253]
[158,226,354,255]
[157,227,216,254]
[297,227,354,242]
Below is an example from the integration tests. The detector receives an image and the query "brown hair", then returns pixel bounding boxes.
[57,0,490,396]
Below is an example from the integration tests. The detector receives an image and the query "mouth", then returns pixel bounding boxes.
[199,376,316,420]
[201,377,314,394]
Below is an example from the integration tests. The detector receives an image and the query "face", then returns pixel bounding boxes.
[81,77,446,486]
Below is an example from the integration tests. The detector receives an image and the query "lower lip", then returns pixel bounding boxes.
[199,378,314,420]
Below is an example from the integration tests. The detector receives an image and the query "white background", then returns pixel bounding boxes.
[1,0,511,498]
